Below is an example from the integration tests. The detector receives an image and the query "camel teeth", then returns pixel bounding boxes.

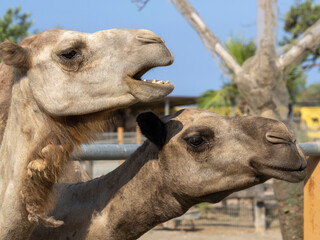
[142,79,170,84]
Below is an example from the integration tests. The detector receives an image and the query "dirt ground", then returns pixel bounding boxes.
[139,227,281,240]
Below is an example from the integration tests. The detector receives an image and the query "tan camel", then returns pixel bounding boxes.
[31,109,306,240]
[0,28,174,239]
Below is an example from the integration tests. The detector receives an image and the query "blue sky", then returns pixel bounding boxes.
[0,0,319,96]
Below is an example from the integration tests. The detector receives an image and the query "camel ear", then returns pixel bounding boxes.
[0,40,31,70]
[137,112,166,147]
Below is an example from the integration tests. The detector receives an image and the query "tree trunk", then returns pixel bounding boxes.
[273,180,304,239]
[169,0,319,239]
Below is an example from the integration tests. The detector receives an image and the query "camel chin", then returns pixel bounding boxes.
[273,169,306,183]
[251,162,306,183]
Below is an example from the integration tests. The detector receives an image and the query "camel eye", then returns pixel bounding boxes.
[60,50,80,60]
[186,135,206,147]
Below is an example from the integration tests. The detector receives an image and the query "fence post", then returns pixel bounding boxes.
[136,124,142,144]
[304,156,320,240]
[253,184,266,232]
[253,198,266,232]
[117,127,125,165]
[117,127,124,144]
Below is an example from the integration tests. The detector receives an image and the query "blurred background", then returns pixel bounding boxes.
[1,1,319,239]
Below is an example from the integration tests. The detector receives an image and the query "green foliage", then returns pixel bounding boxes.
[198,36,254,110]
[283,0,320,39]
[225,36,256,65]
[297,83,320,102]
[198,33,308,110]
[0,6,33,43]
[221,36,256,78]
[286,67,307,102]
[196,202,211,217]
[281,0,320,69]
[197,83,238,109]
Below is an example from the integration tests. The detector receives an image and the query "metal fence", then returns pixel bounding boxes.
[73,142,320,232]
[73,142,320,161]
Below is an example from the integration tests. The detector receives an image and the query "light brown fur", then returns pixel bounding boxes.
[0,28,174,239]
[21,110,114,225]
[0,64,13,143]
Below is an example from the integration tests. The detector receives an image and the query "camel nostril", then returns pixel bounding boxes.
[136,35,164,44]
[265,131,293,144]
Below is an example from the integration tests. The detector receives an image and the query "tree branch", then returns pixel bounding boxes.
[256,0,278,50]
[277,18,320,71]
[132,0,151,11]
[302,62,320,69]
[170,0,242,75]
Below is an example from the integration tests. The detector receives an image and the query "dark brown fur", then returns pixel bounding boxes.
[30,109,307,240]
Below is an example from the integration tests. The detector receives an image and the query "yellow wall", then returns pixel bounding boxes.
[295,107,320,139]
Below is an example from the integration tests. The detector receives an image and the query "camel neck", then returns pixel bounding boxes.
[86,142,191,240]
[0,75,51,239]
[32,142,192,240]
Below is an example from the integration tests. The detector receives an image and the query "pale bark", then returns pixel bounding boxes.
[170,0,242,75]
[170,1,310,239]
[277,18,320,71]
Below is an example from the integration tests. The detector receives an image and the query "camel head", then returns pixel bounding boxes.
[137,108,307,204]
[0,28,174,116]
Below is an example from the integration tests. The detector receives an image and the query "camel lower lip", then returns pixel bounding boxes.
[126,78,174,101]
[251,161,306,182]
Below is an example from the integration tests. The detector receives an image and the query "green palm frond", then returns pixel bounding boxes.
[197,83,238,109]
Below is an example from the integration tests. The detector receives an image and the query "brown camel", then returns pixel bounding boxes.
[31,109,306,240]
[0,28,174,239]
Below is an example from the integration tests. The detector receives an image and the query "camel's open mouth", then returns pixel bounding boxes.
[126,61,174,101]
[130,67,171,86]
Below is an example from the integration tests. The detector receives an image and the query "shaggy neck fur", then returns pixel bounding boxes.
[0,66,112,239]
[0,64,14,143]
[31,142,192,240]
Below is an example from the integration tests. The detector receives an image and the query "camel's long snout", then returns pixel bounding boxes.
[265,129,307,170]
[249,117,307,182]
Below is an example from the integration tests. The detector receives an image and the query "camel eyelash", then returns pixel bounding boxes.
[56,40,87,69]
[57,48,84,71]
[59,49,81,60]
